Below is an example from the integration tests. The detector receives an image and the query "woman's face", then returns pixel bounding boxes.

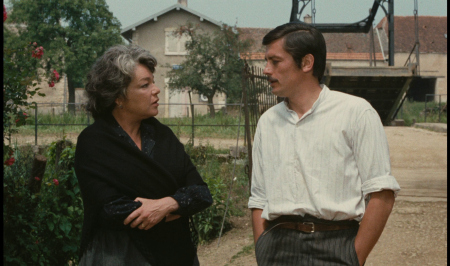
[118,64,160,120]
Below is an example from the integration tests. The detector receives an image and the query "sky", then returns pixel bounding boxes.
[103,0,447,30]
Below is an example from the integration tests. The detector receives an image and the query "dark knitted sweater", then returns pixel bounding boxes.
[74,114,212,265]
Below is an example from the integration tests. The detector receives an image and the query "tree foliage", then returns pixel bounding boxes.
[167,24,252,117]
[6,0,124,112]
[3,5,57,160]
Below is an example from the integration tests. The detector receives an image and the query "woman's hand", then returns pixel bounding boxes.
[123,197,179,230]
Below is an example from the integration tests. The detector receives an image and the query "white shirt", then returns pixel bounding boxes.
[248,85,400,222]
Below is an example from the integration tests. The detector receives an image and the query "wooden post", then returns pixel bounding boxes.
[242,64,253,194]
[28,154,47,194]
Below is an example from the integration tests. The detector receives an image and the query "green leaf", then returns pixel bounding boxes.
[47,221,54,231]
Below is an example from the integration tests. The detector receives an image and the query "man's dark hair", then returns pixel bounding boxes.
[262,22,327,83]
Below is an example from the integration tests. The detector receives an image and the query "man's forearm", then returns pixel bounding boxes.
[354,190,395,265]
[251,208,266,244]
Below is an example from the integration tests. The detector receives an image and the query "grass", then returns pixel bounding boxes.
[395,100,447,126]
[14,109,247,139]
[11,100,446,143]
[225,243,255,265]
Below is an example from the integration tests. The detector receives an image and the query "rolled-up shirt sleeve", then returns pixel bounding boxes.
[248,124,267,210]
[352,108,401,199]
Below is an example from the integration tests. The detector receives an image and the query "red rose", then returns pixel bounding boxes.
[4,157,15,166]
[3,5,7,22]
[32,47,44,59]
[35,176,40,181]
[15,118,20,123]
[53,70,60,81]
[49,81,55,87]
[53,179,59,186]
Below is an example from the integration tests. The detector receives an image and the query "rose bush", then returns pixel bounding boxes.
[3,5,61,160]
[3,141,83,265]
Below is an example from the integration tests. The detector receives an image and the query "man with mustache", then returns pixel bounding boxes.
[248,22,400,266]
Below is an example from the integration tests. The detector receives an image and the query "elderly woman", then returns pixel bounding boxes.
[74,45,212,266]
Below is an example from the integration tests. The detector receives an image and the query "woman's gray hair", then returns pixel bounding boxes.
[85,45,157,119]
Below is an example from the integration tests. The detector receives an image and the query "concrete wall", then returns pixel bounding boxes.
[395,52,447,102]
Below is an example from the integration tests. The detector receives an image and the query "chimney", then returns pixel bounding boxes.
[178,0,187,7]
[304,14,312,24]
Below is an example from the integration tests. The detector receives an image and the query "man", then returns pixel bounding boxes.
[248,22,400,266]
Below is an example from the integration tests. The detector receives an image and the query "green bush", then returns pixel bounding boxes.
[397,100,447,126]
[3,141,83,265]
[4,139,247,265]
[186,143,241,243]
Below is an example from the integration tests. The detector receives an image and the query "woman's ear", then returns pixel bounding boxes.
[115,97,123,109]
[301,54,314,73]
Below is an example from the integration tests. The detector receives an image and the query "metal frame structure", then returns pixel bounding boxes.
[290,0,395,66]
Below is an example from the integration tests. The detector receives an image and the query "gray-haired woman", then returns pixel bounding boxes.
[75,45,212,265]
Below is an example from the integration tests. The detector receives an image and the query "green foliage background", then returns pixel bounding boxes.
[5,0,124,111]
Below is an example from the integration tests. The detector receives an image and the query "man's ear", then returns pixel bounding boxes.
[301,54,314,73]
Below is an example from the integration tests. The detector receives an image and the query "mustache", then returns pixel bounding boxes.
[267,77,278,82]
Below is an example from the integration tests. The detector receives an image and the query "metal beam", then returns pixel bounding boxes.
[290,0,381,33]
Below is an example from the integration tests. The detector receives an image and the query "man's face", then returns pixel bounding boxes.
[263,38,304,98]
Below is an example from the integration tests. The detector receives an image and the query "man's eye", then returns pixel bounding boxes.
[141,83,149,88]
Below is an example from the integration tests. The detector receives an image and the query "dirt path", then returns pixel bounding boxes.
[197,126,447,266]
[11,126,447,265]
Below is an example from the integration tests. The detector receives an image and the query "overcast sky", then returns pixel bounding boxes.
[3,0,446,29]
[104,0,447,29]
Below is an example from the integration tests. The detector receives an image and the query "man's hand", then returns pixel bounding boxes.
[124,197,179,230]
[354,190,395,265]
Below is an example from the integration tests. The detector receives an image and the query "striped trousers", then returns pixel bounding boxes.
[255,224,361,266]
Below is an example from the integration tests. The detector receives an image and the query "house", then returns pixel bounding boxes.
[239,22,387,69]
[376,16,447,102]
[121,0,227,118]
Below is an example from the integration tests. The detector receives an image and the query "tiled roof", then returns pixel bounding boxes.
[376,16,447,53]
[240,52,384,61]
[237,27,271,53]
[238,27,384,61]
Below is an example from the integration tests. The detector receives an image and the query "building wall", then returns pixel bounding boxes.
[395,52,447,102]
[25,74,69,115]
[131,9,226,117]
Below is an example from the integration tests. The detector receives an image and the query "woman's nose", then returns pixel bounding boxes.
[153,85,161,95]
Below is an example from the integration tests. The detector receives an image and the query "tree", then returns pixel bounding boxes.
[3,5,60,160]
[167,24,252,117]
[6,0,124,112]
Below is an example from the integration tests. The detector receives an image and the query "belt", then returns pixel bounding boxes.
[274,221,356,233]
[268,215,359,233]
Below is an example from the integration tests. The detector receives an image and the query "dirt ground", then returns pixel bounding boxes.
[195,126,448,266]
[11,126,447,265]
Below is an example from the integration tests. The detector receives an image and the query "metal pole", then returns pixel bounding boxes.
[35,102,38,146]
[439,95,441,122]
[63,74,67,113]
[188,91,194,146]
[414,0,420,75]
[388,0,395,66]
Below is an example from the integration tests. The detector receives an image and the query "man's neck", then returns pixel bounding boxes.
[287,82,323,119]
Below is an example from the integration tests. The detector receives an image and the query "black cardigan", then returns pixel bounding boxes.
[74,114,212,265]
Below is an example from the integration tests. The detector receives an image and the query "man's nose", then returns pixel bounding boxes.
[263,63,271,76]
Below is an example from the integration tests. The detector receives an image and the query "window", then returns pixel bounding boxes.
[165,28,190,55]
